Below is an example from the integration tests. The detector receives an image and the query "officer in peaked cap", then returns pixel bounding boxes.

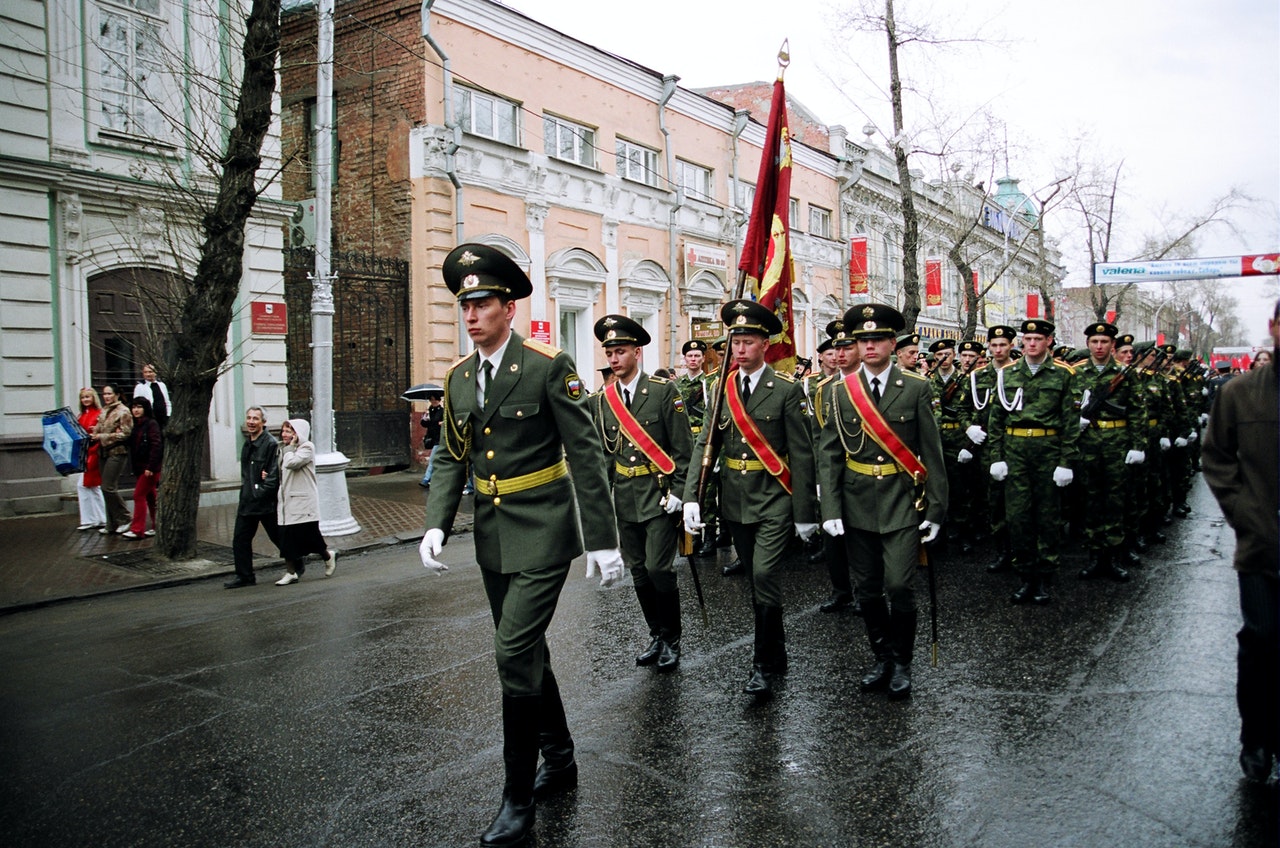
[424,243,621,845]
[592,313,692,674]
[826,319,856,348]
[442,242,534,301]
[683,297,817,698]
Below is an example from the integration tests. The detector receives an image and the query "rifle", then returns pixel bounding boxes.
[939,358,979,418]
[1080,364,1132,422]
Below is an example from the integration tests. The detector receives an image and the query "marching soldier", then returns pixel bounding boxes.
[972,325,1016,573]
[929,339,975,551]
[819,303,947,700]
[1074,322,1146,582]
[419,244,623,847]
[814,321,860,614]
[1114,333,1148,563]
[593,315,693,672]
[895,332,921,372]
[986,319,1080,605]
[683,300,818,697]
[676,339,711,429]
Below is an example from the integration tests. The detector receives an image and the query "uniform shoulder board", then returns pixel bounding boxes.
[901,370,926,381]
[648,374,670,384]
[446,353,473,373]
[523,338,561,359]
[1054,360,1077,375]
[773,371,796,383]
[816,374,837,388]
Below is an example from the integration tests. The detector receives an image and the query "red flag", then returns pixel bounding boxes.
[972,270,980,296]
[739,72,795,365]
[849,236,869,295]
[1106,310,1116,323]
[925,259,942,307]
[1027,293,1040,318]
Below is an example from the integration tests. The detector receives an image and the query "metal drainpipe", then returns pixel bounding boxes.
[730,107,749,266]
[658,74,679,368]
[422,0,466,351]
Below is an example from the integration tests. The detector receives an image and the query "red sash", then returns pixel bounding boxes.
[724,368,792,493]
[843,371,928,483]
[604,382,676,474]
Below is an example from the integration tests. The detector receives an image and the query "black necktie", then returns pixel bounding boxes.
[482,361,493,406]
[741,375,752,404]
[623,387,632,408]
[870,376,882,405]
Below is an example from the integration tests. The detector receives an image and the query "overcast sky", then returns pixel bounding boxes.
[510,0,1280,337]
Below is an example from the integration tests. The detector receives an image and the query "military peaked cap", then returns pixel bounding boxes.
[722,299,783,337]
[594,314,650,347]
[895,332,920,351]
[442,243,532,301]
[844,303,906,339]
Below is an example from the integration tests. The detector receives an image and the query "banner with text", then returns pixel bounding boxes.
[849,235,869,294]
[1093,253,1279,284]
[925,259,942,307]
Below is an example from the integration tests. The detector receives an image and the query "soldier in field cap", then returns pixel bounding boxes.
[818,302,947,701]
[592,314,693,673]
[422,242,623,846]
[683,298,818,698]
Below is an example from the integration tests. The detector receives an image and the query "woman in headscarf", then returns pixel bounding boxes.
[274,418,336,584]
[75,387,106,531]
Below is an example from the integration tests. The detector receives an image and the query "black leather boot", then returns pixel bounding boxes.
[1031,573,1053,605]
[763,605,787,676]
[532,669,577,800]
[1010,576,1037,605]
[655,589,682,672]
[743,604,773,696]
[694,521,716,556]
[1079,550,1105,580]
[481,694,539,846]
[887,608,917,700]
[633,582,663,666]
[859,598,894,691]
[1106,547,1131,582]
[721,558,744,576]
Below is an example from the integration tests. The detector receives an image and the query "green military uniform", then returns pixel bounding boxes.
[423,244,619,846]
[970,326,1018,572]
[986,319,1081,604]
[818,303,947,700]
[814,321,860,610]
[928,340,975,547]
[1073,323,1147,581]
[593,315,693,672]
[683,300,817,697]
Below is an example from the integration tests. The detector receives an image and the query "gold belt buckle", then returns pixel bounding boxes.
[872,463,883,477]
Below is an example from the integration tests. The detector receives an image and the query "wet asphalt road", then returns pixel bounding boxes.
[0,478,1275,848]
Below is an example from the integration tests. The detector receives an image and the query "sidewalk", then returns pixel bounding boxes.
[0,470,468,613]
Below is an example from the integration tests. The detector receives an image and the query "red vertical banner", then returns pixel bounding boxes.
[1026,292,1040,318]
[849,235,869,294]
[1105,310,1116,323]
[925,259,942,307]
[1156,331,1166,346]
[972,270,980,295]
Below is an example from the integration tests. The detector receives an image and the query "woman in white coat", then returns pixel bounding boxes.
[275,418,336,585]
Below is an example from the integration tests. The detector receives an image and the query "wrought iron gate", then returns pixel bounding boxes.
[284,248,410,468]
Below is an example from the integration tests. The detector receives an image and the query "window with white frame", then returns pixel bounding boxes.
[616,138,660,187]
[809,205,832,239]
[788,198,800,229]
[736,181,755,215]
[544,114,596,168]
[454,86,520,146]
[676,159,713,203]
[97,0,167,139]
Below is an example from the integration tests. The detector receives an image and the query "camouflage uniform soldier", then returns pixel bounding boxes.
[1113,333,1147,563]
[928,339,975,550]
[1166,347,1198,518]
[1074,323,1147,582]
[986,319,1080,604]
[813,323,860,613]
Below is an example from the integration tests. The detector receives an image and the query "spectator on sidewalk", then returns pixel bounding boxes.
[419,395,444,488]
[92,385,133,535]
[274,418,335,585]
[75,387,106,531]
[121,397,163,540]
[225,407,281,589]
[1201,298,1280,785]
[132,363,171,431]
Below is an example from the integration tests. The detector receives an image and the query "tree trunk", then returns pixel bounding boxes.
[947,244,978,340]
[885,0,922,330]
[156,0,281,560]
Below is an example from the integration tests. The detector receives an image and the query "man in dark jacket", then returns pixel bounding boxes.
[1202,299,1279,784]
[226,406,281,588]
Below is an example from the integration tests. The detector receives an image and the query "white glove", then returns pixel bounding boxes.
[823,518,845,537]
[585,548,625,588]
[1198,413,1209,426]
[1160,437,1172,451]
[957,448,973,464]
[966,424,987,445]
[919,520,941,543]
[1186,430,1198,443]
[989,461,1009,482]
[1053,466,1074,487]
[1080,389,1091,408]
[1124,449,1146,465]
[1202,387,1210,397]
[1174,436,1188,448]
[661,493,682,514]
[1079,417,1092,431]
[683,501,704,535]
[795,523,819,542]
[419,528,448,573]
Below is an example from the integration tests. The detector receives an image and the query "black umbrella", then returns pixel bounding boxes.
[400,382,444,402]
